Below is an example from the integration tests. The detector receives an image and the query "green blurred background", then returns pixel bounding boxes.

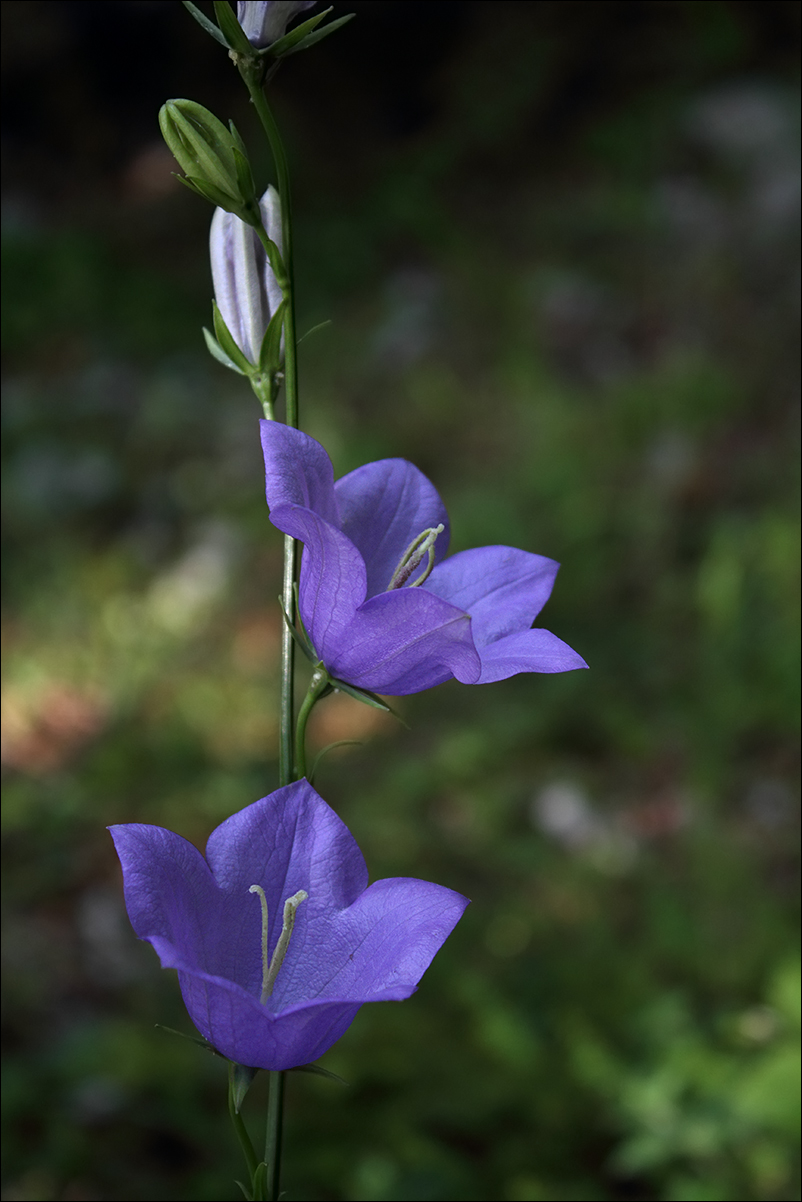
[2,2,800,1199]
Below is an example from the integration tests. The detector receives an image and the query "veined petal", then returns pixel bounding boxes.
[289,877,469,1002]
[270,504,367,664]
[260,421,339,525]
[259,186,284,328]
[178,968,362,1069]
[326,588,481,694]
[335,458,450,596]
[210,209,265,364]
[476,627,589,683]
[109,824,264,1000]
[427,545,560,645]
[205,781,368,977]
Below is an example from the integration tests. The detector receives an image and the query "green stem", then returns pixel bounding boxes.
[295,667,331,781]
[228,1063,260,1190]
[242,72,299,792]
[238,68,300,1202]
[265,1069,285,1201]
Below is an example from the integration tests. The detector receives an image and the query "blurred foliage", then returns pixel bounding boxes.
[1,2,800,1200]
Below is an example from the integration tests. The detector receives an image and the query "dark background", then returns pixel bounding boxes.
[2,3,800,1200]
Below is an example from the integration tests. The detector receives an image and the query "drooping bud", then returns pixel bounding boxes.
[209,186,285,369]
[159,99,260,225]
[237,1,316,48]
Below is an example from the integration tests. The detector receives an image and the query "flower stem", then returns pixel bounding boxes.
[241,71,299,792]
[294,667,331,781]
[264,1069,286,1201]
[227,1062,259,1189]
[237,67,300,1202]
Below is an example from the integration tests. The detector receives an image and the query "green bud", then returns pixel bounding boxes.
[159,99,260,225]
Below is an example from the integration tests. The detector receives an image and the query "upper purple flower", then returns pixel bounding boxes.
[261,423,588,695]
[110,780,468,1071]
[237,2,316,48]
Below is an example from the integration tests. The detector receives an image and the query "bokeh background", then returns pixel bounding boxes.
[2,2,800,1199]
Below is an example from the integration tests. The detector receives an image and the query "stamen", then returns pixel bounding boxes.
[249,884,308,1004]
[264,890,308,999]
[248,884,270,1003]
[387,524,445,590]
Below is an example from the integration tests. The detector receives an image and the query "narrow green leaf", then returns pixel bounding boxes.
[298,319,332,345]
[291,1062,350,1086]
[263,8,330,57]
[213,0,254,54]
[234,1180,251,1201]
[204,327,247,374]
[251,1161,269,1202]
[285,13,356,56]
[182,1,229,46]
[259,300,287,374]
[212,300,254,373]
[309,740,363,784]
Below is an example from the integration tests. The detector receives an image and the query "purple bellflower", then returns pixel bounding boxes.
[110,780,468,1071]
[210,186,284,367]
[237,2,316,48]
[261,423,588,695]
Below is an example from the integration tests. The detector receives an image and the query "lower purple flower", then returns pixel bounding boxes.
[109,780,468,1071]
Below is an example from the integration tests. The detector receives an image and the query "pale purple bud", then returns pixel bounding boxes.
[236,2,316,48]
[210,186,284,366]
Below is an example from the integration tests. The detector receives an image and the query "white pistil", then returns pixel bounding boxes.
[387,523,445,590]
[249,884,308,1004]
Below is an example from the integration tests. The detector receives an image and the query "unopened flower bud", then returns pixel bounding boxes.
[237,1,316,48]
[159,99,259,224]
[210,186,284,367]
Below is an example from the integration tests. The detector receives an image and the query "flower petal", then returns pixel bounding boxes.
[291,877,469,1002]
[475,627,589,683]
[270,504,367,664]
[335,459,450,596]
[260,421,339,526]
[327,588,481,694]
[178,967,363,1069]
[426,545,560,645]
[210,189,283,365]
[109,823,263,999]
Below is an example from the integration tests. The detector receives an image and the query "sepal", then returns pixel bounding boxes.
[182,1,230,46]
[259,299,287,375]
[264,9,355,60]
[154,1023,222,1056]
[213,300,256,372]
[203,326,247,374]
[213,0,255,54]
[290,1062,349,1085]
[230,1062,260,1113]
[278,12,355,57]
[328,677,408,727]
